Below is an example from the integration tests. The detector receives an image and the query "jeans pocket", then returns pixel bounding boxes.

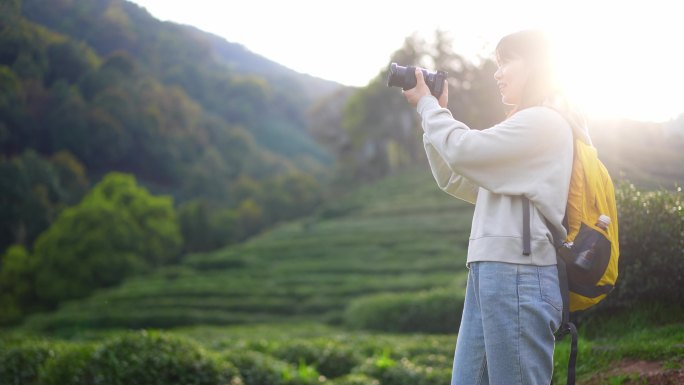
[539,266,563,313]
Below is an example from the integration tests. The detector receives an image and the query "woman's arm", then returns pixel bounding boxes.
[417,95,572,197]
[423,133,478,204]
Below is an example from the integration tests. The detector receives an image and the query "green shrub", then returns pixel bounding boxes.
[0,342,55,385]
[271,340,362,378]
[224,350,290,385]
[224,349,331,385]
[352,354,448,385]
[601,183,683,309]
[343,287,464,333]
[85,331,239,385]
[330,372,379,385]
[381,357,449,385]
[39,344,95,385]
[0,333,241,385]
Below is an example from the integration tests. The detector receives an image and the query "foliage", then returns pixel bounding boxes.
[0,245,37,324]
[30,172,181,305]
[0,171,183,324]
[1,0,332,257]
[2,315,682,385]
[271,339,363,379]
[0,341,54,385]
[81,172,183,266]
[343,287,465,334]
[0,149,88,252]
[38,343,95,385]
[595,183,683,310]
[0,332,242,385]
[84,332,240,385]
[223,350,291,385]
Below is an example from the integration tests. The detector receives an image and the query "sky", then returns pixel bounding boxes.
[128,0,683,123]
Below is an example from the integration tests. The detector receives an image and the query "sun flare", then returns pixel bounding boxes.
[547,15,681,122]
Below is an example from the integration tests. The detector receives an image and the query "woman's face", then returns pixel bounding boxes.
[494,54,529,106]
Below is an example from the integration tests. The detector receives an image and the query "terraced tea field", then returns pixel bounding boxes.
[24,165,475,331]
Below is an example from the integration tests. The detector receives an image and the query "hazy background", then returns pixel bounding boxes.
[131,0,684,122]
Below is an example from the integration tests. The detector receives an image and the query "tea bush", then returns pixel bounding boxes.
[0,331,241,385]
[0,341,55,385]
[602,183,683,309]
[343,287,465,333]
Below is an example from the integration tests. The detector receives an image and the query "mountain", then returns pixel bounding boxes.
[0,0,349,255]
[19,0,342,165]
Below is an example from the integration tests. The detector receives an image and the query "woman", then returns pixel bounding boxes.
[403,30,583,384]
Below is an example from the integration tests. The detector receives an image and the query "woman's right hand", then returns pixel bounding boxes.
[402,69,448,108]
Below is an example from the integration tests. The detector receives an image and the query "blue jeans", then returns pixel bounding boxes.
[451,261,563,385]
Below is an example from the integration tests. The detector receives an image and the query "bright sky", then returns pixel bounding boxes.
[129,0,683,123]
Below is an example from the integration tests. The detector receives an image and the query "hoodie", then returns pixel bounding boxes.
[419,95,578,266]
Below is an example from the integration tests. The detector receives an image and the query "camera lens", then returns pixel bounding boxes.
[387,63,409,89]
[386,62,448,97]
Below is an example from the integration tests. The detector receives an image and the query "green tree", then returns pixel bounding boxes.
[80,172,183,267]
[0,244,37,325]
[31,172,182,305]
[45,40,98,85]
[0,149,87,252]
[0,65,26,154]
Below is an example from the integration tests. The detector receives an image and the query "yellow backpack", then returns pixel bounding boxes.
[560,138,620,312]
[522,103,620,385]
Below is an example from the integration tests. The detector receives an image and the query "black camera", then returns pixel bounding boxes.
[386,62,448,98]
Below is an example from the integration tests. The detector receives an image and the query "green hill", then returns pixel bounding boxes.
[22,165,474,331]
[0,0,347,258]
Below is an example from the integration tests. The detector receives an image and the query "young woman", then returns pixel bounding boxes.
[403,30,586,384]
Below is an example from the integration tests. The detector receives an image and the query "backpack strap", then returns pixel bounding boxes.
[525,205,578,385]
[545,217,578,385]
[522,196,531,256]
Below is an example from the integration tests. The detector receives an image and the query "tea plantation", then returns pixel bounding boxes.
[3,166,682,385]
[21,165,474,332]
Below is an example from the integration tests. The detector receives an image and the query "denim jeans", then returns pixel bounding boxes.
[451,261,563,385]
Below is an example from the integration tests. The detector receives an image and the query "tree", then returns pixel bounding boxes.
[0,66,26,154]
[80,172,182,267]
[0,244,36,325]
[0,149,87,252]
[31,172,182,305]
[178,199,240,253]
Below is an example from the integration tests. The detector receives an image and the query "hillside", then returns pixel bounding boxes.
[21,165,474,331]
[0,0,347,256]
[588,117,684,188]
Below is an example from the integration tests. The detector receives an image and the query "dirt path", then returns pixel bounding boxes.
[583,359,684,385]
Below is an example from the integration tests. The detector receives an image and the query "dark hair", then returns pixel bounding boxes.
[495,30,561,116]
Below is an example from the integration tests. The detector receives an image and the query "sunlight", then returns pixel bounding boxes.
[546,9,682,122]
[130,0,683,122]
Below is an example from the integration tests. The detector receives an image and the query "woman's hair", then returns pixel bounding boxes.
[496,30,562,116]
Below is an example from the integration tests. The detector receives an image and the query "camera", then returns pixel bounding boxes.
[386,62,448,98]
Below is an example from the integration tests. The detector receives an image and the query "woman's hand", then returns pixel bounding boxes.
[402,69,448,108]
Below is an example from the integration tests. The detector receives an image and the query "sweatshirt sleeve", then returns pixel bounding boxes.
[417,95,572,197]
[423,133,479,204]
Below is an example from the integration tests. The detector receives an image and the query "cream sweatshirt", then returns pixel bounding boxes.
[418,95,574,266]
